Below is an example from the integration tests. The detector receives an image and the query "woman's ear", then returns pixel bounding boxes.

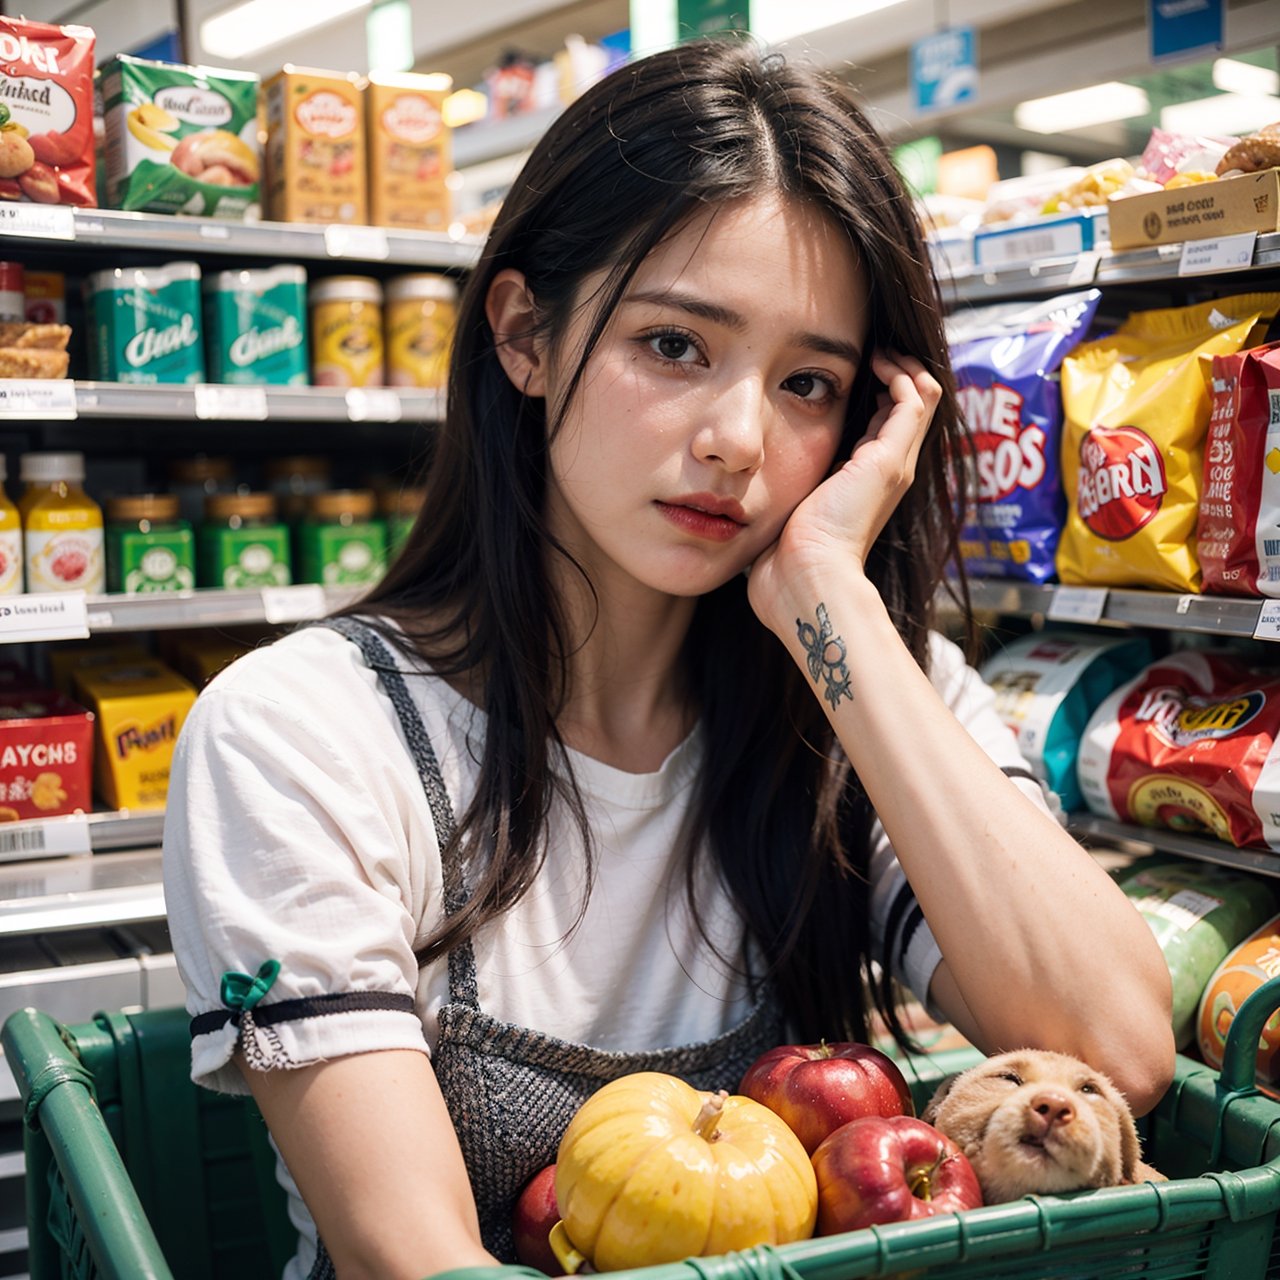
[486,268,548,397]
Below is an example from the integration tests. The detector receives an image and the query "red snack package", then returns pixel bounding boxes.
[1198,341,1280,595]
[1077,650,1280,851]
[0,687,93,821]
[0,17,96,207]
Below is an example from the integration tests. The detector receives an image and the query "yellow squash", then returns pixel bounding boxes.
[554,1071,817,1271]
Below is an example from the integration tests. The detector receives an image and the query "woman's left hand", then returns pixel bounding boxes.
[746,349,941,634]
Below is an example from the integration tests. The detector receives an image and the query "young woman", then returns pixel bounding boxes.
[163,36,1174,1280]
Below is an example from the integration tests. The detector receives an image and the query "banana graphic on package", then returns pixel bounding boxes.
[126,101,179,152]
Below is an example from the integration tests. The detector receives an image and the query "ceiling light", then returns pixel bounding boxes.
[1212,58,1280,97]
[1161,91,1280,138]
[1014,82,1150,134]
[201,0,371,60]
[752,0,908,44]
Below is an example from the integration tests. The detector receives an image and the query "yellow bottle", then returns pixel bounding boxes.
[20,452,105,595]
[0,458,22,595]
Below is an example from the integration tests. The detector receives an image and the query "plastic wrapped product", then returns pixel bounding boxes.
[1077,649,1280,851]
[1056,293,1280,591]
[1198,912,1280,1086]
[1116,859,1277,1049]
[979,630,1151,812]
[948,289,1101,583]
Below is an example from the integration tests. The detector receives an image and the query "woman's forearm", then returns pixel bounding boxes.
[779,571,1174,1110]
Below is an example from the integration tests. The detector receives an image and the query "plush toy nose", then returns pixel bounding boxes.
[1029,1089,1076,1131]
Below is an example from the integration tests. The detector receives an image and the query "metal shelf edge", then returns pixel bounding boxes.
[1070,813,1280,879]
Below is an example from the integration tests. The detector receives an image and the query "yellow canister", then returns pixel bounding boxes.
[309,275,385,387]
[385,273,458,389]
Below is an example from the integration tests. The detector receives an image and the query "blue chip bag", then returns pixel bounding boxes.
[979,629,1151,812]
[949,289,1102,583]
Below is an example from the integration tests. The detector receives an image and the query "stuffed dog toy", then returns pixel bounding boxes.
[921,1049,1165,1203]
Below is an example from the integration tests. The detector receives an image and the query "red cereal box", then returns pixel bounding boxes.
[0,16,97,207]
[0,687,93,820]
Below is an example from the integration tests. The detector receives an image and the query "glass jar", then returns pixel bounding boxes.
[199,492,291,589]
[169,455,236,530]
[385,273,457,390]
[309,276,384,387]
[106,494,195,594]
[298,489,387,586]
[19,451,105,594]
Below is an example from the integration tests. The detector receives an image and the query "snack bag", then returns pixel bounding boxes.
[1117,859,1277,1049]
[1057,293,1280,590]
[978,630,1150,811]
[1197,912,1280,1086]
[0,17,96,207]
[1076,649,1280,851]
[1198,342,1280,595]
[948,290,1101,582]
[101,54,261,219]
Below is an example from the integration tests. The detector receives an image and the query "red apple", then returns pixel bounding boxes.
[512,1163,560,1274]
[738,1041,914,1154]
[812,1114,983,1234]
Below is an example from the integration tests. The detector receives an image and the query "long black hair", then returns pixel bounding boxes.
[353,36,972,1045]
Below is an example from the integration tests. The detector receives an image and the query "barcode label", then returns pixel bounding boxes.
[1265,539,1280,556]
[1047,586,1108,624]
[0,815,91,861]
[975,220,1087,267]
[1270,390,1280,428]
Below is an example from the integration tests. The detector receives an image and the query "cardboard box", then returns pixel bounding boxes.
[46,642,151,699]
[0,689,94,820]
[73,661,196,811]
[366,71,452,232]
[1108,169,1280,250]
[263,65,367,225]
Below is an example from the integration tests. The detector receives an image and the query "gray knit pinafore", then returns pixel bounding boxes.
[305,617,784,1276]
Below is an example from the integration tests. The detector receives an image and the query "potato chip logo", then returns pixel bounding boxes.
[1076,424,1167,541]
[1132,684,1265,745]
[957,382,1047,502]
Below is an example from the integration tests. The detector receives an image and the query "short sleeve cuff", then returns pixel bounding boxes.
[191,1004,430,1095]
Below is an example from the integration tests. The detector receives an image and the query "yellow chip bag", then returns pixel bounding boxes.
[1057,292,1280,590]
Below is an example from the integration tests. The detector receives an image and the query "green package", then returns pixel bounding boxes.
[86,263,205,385]
[199,525,292,589]
[107,525,196,594]
[204,267,309,385]
[101,53,262,219]
[298,520,388,587]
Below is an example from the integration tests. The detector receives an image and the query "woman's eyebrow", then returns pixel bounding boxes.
[624,287,861,365]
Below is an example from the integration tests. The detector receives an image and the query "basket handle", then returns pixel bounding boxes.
[1216,971,1280,1098]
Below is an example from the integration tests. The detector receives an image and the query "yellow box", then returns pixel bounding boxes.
[1108,169,1280,250]
[72,661,196,811]
[366,71,452,232]
[46,642,152,699]
[263,64,367,225]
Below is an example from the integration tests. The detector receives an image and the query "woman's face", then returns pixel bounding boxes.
[543,193,871,606]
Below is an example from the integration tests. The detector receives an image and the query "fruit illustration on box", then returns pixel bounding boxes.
[551,1071,816,1272]
[811,1114,983,1234]
[738,1040,914,1154]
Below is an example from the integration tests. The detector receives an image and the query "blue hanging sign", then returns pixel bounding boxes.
[1148,0,1223,64]
[911,26,978,114]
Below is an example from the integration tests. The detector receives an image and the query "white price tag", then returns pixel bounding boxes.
[1253,600,1280,641]
[0,592,89,643]
[261,584,328,625]
[1179,231,1257,276]
[1067,251,1100,286]
[345,387,403,422]
[0,203,75,241]
[199,222,231,240]
[194,384,269,420]
[1047,586,1108,624]
[0,380,77,420]
[86,609,113,629]
[324,224,390,260]
[0,814,92,862]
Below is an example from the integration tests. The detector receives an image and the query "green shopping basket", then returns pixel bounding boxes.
[6,977,1280,1280]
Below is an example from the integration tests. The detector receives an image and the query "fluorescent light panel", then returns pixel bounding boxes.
[201,0,371,60]
[1014,81,1150,134]
[1212,58,1280,97]
[751,0,908,44]
[1161,91,1280,138]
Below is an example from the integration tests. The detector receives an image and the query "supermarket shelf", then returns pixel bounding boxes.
[1070,813,1280,881]
[0,205,483,270]
[952,578,1271,638]
[80,583,361,635]
[70,381,444,424]
[453,106,562,169]
[0,848,164,937]
[941,230,1280,303]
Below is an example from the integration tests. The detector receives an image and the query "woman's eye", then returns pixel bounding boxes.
[649,333,699,363]
[784,372,837,403]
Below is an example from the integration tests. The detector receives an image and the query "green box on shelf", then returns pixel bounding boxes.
[106,525,195,594]
[199,524,291,590]
[297,519,387,587]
